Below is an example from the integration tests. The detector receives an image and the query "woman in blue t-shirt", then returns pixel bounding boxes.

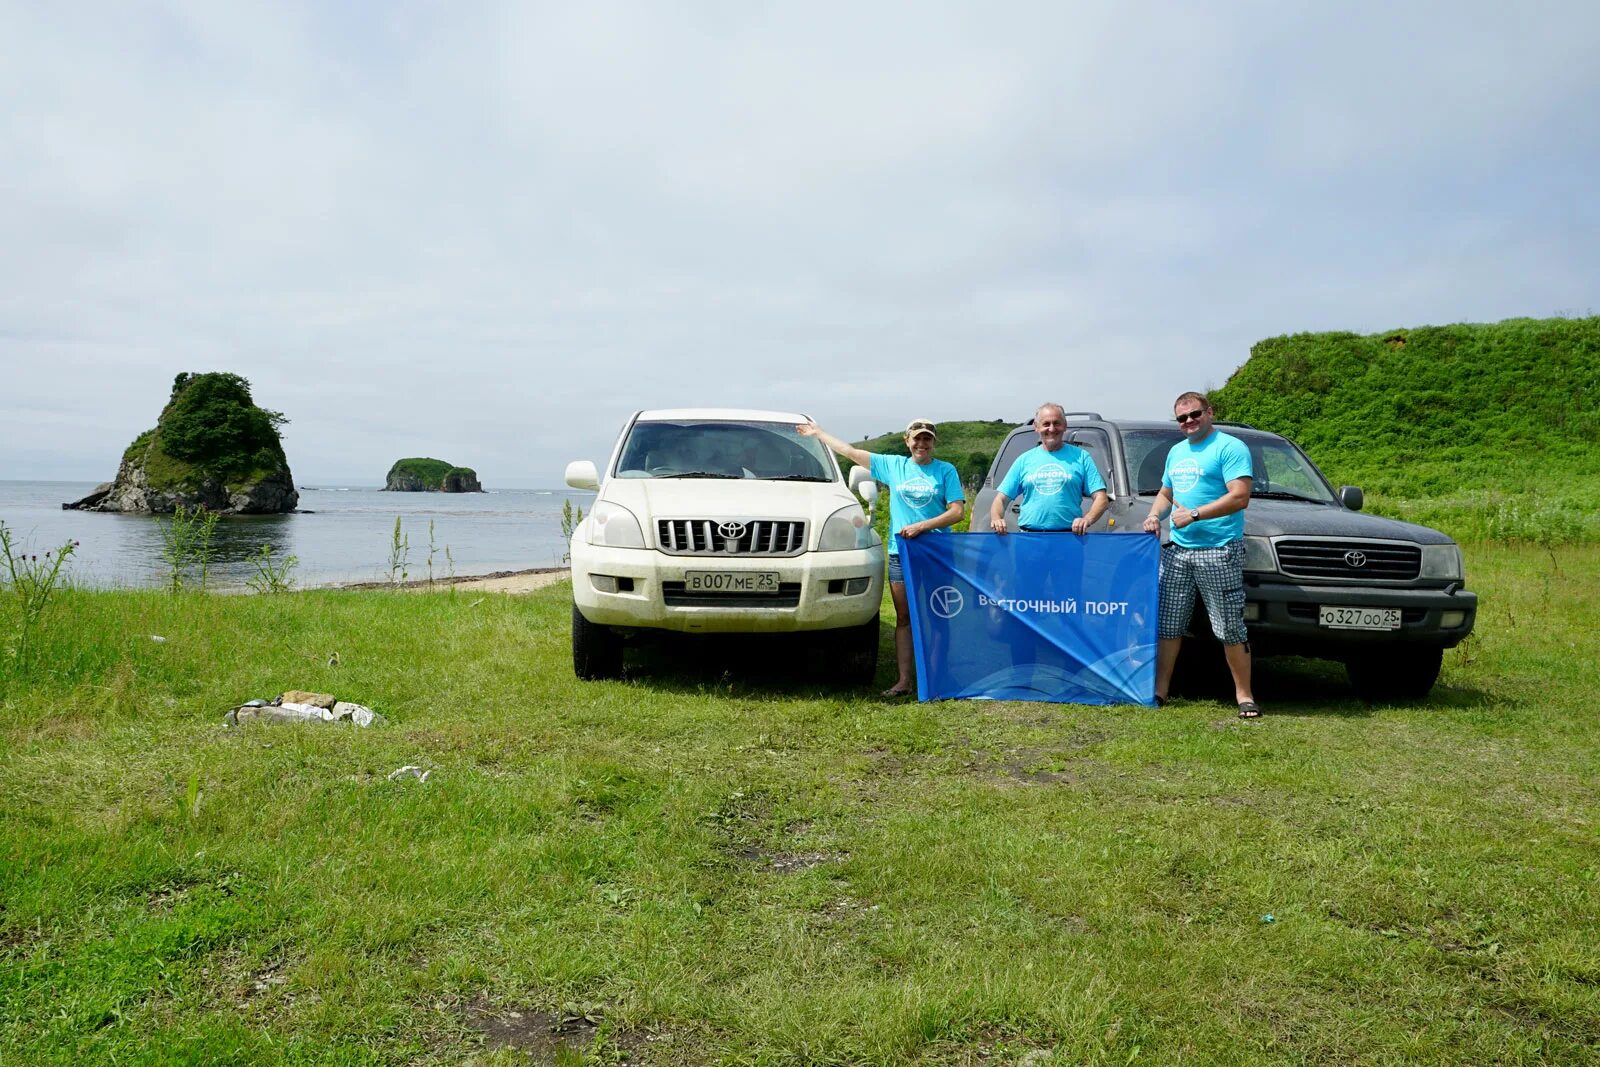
[798,418,966,697]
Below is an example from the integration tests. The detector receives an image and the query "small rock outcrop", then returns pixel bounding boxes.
[383,457,485,493]
[64,372,298,515]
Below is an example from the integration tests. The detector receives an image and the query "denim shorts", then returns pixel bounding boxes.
[887,554,904,584]
[1158,540,1248,644]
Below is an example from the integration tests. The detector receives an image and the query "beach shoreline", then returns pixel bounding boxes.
[333,567,568,594]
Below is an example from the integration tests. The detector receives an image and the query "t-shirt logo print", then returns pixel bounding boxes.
[1029,463,1070,497]
[1169,457,1202,493]
[897,475,937,507]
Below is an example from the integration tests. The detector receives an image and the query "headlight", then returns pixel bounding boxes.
[1243,535,1276,573]
[1420,544,1463,580]
[818,504,872,551]
[588,501,645,549]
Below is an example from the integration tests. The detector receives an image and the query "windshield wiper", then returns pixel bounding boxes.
[762,474,830,482]
[657,471,741,479]
[1251,490,1329,504]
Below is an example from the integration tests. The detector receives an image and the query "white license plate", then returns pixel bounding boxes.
[1319,605,1402,631]
[686,571,779,593]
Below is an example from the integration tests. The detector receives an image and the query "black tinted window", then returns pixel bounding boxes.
[614,420,834,481]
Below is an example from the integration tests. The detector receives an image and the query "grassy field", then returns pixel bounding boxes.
[2,543,1597,1064]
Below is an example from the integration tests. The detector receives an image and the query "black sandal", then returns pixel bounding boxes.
[1238,701,1262,719]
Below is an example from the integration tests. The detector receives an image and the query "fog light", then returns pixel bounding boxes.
[1440,610,1466,628]
[1242,603,1261,622]
[590,575,618,594]
[845,577,870,595]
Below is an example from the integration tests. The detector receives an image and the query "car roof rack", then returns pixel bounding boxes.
[1026,411,1103,425]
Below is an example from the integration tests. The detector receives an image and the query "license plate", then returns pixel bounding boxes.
[685,571,779,593]
[1318,605,1402,631]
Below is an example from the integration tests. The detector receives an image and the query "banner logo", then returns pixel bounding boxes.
[928,585,965,619]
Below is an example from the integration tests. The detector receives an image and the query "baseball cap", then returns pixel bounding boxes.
[904,419,938,439]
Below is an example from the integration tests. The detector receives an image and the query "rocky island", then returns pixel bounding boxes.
[64,372,297,514]
[383,458,484,493]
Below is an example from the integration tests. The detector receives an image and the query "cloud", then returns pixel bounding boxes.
[2,1,1597,484]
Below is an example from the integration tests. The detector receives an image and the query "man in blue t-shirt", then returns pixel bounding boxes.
[987,403,1109,534]
[1141,391,1259,717]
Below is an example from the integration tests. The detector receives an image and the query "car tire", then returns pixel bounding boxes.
[572,603,624,680]
[1345,645,1443,702]
[838,614,881,688]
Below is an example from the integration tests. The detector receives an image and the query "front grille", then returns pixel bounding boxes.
[1275,540,1421,581]
[662,581,802,607]
[657,518,806,556]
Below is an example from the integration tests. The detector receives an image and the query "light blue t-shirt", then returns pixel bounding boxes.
[998,445,1107,530]
[868,453,964,556]
[1162,430,1253,548]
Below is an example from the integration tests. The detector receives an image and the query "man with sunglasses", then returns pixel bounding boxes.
[1141,392,1260,718]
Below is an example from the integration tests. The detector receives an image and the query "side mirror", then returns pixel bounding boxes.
[565,460,600,491]
[848,466,879,509]
[1338,485,1364,511]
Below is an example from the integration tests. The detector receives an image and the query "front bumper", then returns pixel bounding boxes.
[571,542,885,634]
[1241,577,1478,656]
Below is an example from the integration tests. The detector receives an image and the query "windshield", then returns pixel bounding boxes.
[1123,429,1337,504]
[613,419,836,482]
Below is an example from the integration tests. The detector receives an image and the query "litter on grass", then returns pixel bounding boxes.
[224,691,385,728]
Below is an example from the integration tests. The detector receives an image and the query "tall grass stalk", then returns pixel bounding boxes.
[387,516,410,584]
[561,500,585,564]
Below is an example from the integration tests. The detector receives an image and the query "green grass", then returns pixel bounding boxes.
[2,545,1598,1064]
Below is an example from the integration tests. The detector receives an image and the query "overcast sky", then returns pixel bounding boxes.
[3,2,1597,487]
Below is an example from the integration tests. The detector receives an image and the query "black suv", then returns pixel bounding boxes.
[973,414,1477,700]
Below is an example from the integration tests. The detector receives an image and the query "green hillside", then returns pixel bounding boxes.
[849,419,1017,490]
[1212,316,1600,542]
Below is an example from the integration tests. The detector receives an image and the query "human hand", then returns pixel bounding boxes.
[899,522,922,540]
[1071,517,1089,535]
[989,515,1009,535]
[1142,513,1161,534]
[794,423,816,436]
[1171,504,1194,529]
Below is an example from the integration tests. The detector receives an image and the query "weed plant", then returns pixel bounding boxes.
[0,522,77,681]
[2,544,1594,1062]
[158,504,220,593]
[243,544,299,595]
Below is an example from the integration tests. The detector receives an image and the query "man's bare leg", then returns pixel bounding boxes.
[1155,636,1183,702]
[1224,641,1254,704]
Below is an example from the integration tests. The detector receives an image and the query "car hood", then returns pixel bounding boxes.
[1243,498,1456,545]
[602,476,857,525]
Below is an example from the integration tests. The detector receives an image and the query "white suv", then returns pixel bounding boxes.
[564,408,885,682]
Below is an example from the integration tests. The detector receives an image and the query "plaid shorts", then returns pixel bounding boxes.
[1158,540,1248,644]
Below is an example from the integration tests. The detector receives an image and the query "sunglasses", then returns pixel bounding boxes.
[1175,409,1206,424]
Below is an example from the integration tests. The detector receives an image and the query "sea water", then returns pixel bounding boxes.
[0,481,594,589]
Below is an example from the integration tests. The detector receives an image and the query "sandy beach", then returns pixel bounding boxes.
[337,567,568,595]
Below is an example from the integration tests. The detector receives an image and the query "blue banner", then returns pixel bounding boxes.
[899,532,1159,705]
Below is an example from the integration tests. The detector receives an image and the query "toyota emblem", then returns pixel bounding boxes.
[1344,550,1367,568]
[718,521,747,542]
